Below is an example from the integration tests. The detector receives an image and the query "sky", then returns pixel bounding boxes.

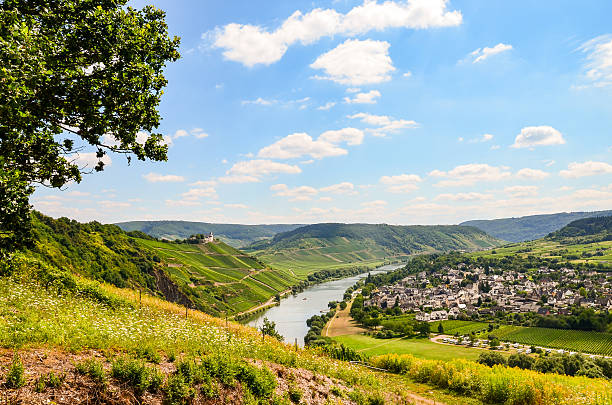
[33,0,612,225]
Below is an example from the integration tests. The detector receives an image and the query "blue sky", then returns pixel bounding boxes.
[33,0,612,225]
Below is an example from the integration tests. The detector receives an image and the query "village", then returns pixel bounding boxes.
[364,265,612,322]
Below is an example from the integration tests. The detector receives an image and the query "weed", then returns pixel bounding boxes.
[74,358,106,385]
[330,386,343,397]
[34,372,65,392]
[237,362,277,398]
[163,374,195,405]
[288,384,303,403]
[135,345,161,364]
[5,354,26,389]
[111,356,162,395]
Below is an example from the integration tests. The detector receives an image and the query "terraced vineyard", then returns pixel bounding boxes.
[136,239,300,316]
[495,326,612,356]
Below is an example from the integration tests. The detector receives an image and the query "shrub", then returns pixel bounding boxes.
[111,356,162,394]
[477,352,506,367]
[508,353,535,370]
[5,354,26,389]
[288,384,303,403]
[330,386,343,397]
[34,372,65,392]
[135,345,162,364]
[163,374,195,405]
[75,358,107,385]
[237,362,276,398]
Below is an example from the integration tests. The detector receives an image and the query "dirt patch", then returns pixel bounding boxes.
[323,300,367,338]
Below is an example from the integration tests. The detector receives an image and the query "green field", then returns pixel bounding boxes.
[439,320,491,335]
[136,239,300,315]
[494,326,612,356]
[333,334,487,361]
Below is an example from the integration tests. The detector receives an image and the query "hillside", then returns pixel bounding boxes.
[461,210,612,242]
[30,212,298,317]
[1,254,608,404]
[248,223,504,276]
[549,216,612,243]
[115,220,303,247]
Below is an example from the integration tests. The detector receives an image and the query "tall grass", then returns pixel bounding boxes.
[370,353,612,405]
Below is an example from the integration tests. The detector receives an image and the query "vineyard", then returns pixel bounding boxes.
[439,320,489,335]
[495,326,612,356]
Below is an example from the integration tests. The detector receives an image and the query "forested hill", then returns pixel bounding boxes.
[548,216,612,243]
[460,210,612,242]
[115,220,303,247]
[29,212,298,316]
[248,223,503,275]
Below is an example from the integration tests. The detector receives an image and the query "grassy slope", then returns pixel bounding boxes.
[29,212,298,317]
[115,220,303,247]
[0,259,485,405]
[135,238,299,315]
[460,210,612,243]
[250,223,504,276]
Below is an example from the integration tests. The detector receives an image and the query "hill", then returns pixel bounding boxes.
[248,223,504,276]
[549,216,612,243]
[29,212,298,316]
[0,254,608,404]
[114,220,303,247]
[460,210,612,242]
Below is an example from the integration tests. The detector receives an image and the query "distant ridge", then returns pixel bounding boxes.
[461,210,612,242]
[115,220,303,247]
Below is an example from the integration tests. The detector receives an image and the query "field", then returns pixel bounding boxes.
[495,326,612,356]
[439,320,491,335]
[333,334,487,361]
[136,238,300,316]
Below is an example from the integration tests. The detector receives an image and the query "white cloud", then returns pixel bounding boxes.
[190,180,218,187]
[72,152,112,169]
[511,126,565,149]
[320,182,357,195]
[318,128,364,146]
[504,186,538,197]
[311,39,395,85]
[380,173,422,193]
[271,184,319,201]
[317,102,337,110]
[165,199,202,207]
[211,0,462,66]
[434,192,494,201]
[515,168,550,180]
[258,128,364,160]
[319,197,333,202]
[225,203,248,209]
[346,87,361,93]
[99,200,131,209]
[468,133,494,143]
[136,131,173,148]
[362,200,387,208]
[173,129,189,139]
[578,35,612,88]
[181,187,217,201]
[67,191,91,197]
[403,71,412,78]
[559,161,612,178]
[224,159,302,183]
[191,128,209,139]
[344,90,381,104]
[347,112,418,137]
[143,173,185,183]
[242,97,276,106]
[429,163,511,187]
[469,43,513,63]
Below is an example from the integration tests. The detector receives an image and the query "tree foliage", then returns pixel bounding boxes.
[0,0,180,253]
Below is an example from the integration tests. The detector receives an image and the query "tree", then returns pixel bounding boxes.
[477,352,506,367]
[0,0,180,253]
[507,353,535,370]
[437,322,444,334]
[260,317,283,341]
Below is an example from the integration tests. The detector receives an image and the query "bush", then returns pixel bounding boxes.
[237,362,277,398]
[507,353,535,370]
[75,358,106,385]
[477,352,506,367]
[34,372,65,392]
[135,345,162,364]
[288,384,302,403]
[163,374,195,405]
[111,356,163,394]
[5,354,26,388]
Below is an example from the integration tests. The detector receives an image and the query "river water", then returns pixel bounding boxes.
[247,264,404,346]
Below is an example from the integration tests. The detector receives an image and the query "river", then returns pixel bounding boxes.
[247,264,404,346]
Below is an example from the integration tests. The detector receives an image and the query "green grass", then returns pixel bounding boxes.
[439,320,490,336]
[333,334,488,361]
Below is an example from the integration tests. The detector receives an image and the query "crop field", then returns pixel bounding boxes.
[136,238,298,315]
[494,326,612,355]
[439,320,490,335]
[333,334,488,361]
